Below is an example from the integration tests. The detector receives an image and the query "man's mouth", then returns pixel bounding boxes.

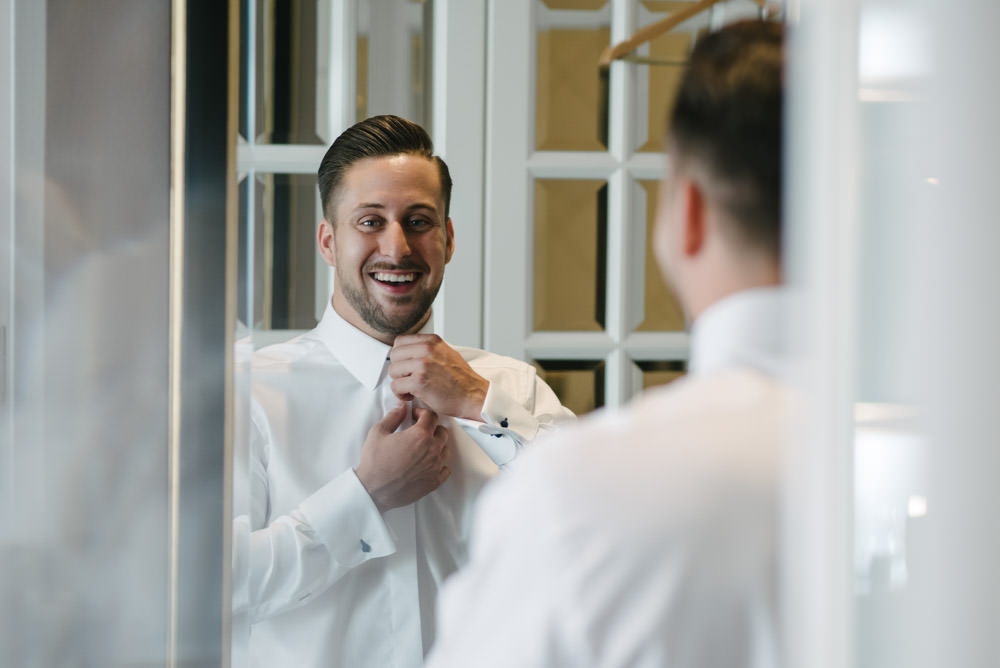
[370,271,420,286]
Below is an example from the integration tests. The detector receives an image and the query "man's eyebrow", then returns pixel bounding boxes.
[405,203,439,214]
[350,202,439,215]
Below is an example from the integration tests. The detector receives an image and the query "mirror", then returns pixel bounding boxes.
[233,0,433,663]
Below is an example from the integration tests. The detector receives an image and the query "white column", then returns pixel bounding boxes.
[783,1,861,667]
[431,0,487,347]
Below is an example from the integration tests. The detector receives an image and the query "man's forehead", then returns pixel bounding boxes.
[336,155,443,208]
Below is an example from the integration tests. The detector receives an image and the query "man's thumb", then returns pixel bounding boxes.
[379,403,408,433]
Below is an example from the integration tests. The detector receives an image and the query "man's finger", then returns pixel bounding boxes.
[378,403,408,433]
[392,333,440,349]
[391,377,416,402]
[413,406,439,429]
[387,358,419,380]
[390,334,442,361]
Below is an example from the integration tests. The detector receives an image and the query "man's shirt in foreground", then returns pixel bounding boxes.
[232,303,573,668]
[427,287,790,668]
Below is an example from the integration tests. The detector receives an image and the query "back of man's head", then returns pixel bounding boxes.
[317,114,453,223]
[668,20,783,259]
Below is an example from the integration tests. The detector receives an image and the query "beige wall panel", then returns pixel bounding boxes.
[534,360,605,415]
[533,179,607,331]
[536,27,610,151]
[637,31,691,153]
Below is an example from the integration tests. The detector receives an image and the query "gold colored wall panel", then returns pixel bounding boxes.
[536,27,610,151]
[534,179,607,331]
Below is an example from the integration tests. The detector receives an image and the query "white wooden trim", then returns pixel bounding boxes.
[605,167,628,345]
[625,152,666,179]
[526,151,619,178]
[524,331,616,359]
[236,144,328,174]
[431,0,487,348]
[484,0,534,360]
[328,0,357,141]
[623,331,690,360]
[783,2,860,668]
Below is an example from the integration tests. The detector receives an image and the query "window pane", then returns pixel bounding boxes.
[253,173,321,330]
[635,179,685,331]
[534,359,605,415]
[535,0,610,151]
[533,179,607,332]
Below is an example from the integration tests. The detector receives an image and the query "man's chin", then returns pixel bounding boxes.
[369,305,430,337]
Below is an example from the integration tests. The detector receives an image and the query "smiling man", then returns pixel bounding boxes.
[232,115,573,668]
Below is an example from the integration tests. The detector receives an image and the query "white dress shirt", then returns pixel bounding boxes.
[426,287,790,668]
[231,302,572,668]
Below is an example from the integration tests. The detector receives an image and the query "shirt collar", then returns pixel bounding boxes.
[312,300,436,391]
[687,286,789,379]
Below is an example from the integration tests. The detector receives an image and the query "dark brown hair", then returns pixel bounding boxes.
[669,20,784,256]
[317,115,453,222]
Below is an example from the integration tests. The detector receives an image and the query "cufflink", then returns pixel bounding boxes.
[500,418,509,428]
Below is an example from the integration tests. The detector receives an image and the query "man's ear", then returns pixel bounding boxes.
[444,218,455,264]
[680,180,707,258]
[317,219,337,268]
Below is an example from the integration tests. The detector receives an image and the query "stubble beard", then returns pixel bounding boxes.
[340,272,440,337]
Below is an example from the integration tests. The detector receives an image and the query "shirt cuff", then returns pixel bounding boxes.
[453,382,541,468]
[298,469,397,567]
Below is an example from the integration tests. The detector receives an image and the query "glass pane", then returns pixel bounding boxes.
[635,179,685,331]
[255,0,326,144]
[357,0,430,128]
[535,0,610,151]
[636,359,686,389]
[533,179,607,331]
[634,2,701,153]
[534,359,605,415]
[254,173,321,330]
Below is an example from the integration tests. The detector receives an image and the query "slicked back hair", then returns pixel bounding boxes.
[317,115,453,223]
[668,20,784,257]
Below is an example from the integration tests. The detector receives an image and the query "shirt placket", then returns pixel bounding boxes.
[376,367,423,666]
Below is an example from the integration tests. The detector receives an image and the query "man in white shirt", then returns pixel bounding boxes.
[232,115,572,667]
[427,20,786,668]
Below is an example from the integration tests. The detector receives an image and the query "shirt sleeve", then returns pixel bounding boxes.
[453,362,574,469]
[231,408,397,622]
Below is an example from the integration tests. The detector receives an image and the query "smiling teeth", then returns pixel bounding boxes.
[373,272,415,283]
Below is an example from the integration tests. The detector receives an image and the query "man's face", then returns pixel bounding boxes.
[318,154,454,343]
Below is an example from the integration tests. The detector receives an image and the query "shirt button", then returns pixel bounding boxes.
[360,539,371,553]
[500,418,509,428]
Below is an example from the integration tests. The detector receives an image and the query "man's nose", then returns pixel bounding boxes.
[379,221,411,259]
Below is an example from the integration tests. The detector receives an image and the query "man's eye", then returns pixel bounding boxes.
[359,219,381,228]
[407,218,431,229]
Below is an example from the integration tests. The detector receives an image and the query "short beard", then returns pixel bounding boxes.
[341,277,438,338]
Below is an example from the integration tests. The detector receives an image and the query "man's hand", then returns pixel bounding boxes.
[355,404,451,513]
[389,334,489,422]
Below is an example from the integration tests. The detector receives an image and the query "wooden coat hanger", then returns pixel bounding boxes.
[598,0,779,68]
